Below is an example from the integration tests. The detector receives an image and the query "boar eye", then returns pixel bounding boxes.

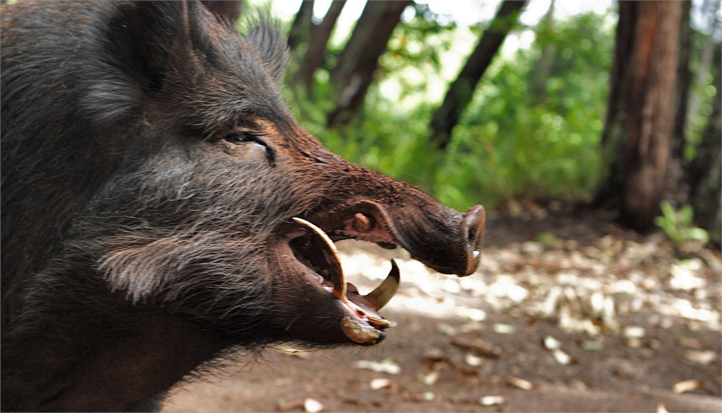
[223,131,276,166]
[224,131,255,145]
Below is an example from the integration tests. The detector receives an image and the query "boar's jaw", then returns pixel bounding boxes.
[283,218,399,345]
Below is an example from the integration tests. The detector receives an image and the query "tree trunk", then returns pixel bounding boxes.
[288,0,315,52]
[529,0,556,102]
[673,1,693,161]
[327,0,411,127]
[688,45,721,245]
[596,1,681,232]
[429,0,527,149]
[201,1,243,25]
[293,0,346,91]
[665,1,694,210]
[593,2,636,209]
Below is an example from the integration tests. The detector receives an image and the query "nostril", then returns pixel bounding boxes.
[462,205,486,273]
[467,224,481,262]
[463,206,486,245]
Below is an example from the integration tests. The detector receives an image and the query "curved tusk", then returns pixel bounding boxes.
[362,259,400,310]
[292,217,346,300]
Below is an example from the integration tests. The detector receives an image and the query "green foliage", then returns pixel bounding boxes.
[286,11,614,212]
[384,3,458,77]
[654,201,709,246]
[685,32,720,161]
[436,12,613,209]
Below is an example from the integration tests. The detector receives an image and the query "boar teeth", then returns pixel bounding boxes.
[292,217,346,300]
[362,260,400,310]
[366,314,396,329]
[340,315,382,344]
[352,212,375,234]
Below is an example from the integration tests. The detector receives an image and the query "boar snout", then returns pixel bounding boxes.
[387,203,486,277]
[313,193,486,278]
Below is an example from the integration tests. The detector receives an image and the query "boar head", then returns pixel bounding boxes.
[67,1,486,346]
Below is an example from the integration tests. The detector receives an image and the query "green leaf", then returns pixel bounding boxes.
[686,228,709,243]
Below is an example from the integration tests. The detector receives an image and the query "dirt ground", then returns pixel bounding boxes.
[162,203,722,412]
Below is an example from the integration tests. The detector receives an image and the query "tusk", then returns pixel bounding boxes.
[362,259,400,310]
[352,212,375,234]
[292,217,346,300]
[340,315,382,344]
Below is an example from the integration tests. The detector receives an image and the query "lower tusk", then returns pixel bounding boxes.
[362,260,400,310]
[367,314,396,329]
[341,315,382,344]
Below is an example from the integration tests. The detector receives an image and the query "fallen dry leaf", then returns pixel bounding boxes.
[370,378,391,390]
[673,379,704,394]
[457,306,487,321]
[303,398,323,413]
[669,260,706,291]
[479,395,505,406]
[355,359,401,375]
[422,372,439,385]
[684,350,717,365]
[552,349,571,365]
[452,337,503,358]
[507,377,535,390]
[465,353,484,367]
[623,326,646,339]
[543,335,561,350]
[493,323,515,334]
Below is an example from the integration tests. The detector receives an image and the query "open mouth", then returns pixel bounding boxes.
[287,217,399,345]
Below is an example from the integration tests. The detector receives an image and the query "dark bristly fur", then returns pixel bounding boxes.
[1,1,486,411]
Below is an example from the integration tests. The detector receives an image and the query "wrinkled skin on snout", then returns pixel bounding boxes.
[1,1,485,411]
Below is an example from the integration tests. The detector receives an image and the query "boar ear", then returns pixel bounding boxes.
[245,23,289,85]
[84,1,204,123]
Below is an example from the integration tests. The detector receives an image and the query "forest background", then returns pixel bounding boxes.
[207,0,721,245]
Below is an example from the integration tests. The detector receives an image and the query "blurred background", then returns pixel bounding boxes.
[203,0,721,247]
